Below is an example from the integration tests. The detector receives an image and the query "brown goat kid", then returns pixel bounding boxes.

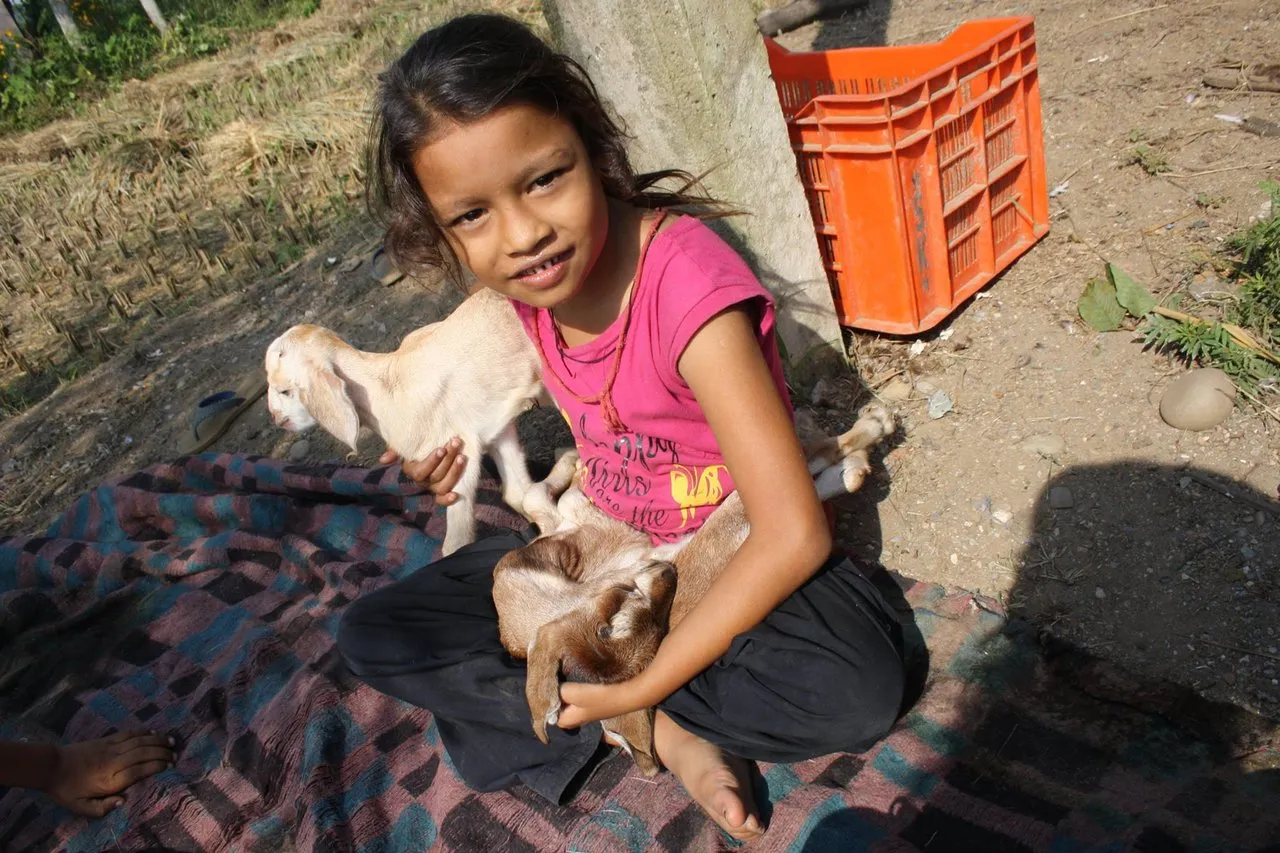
[492,406,896,775]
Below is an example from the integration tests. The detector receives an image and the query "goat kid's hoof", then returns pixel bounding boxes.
[841,450,872,493]
[859,404,896,439]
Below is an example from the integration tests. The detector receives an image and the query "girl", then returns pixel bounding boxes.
[338,13,906,840]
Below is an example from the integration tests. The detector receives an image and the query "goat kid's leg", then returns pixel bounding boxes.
[441,449,483,557]
[804,405,894,496]
[490,422,534,520]
[521,448,580,535]
[602,710,660,776]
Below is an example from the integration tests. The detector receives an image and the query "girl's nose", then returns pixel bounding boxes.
[503,207,554,256]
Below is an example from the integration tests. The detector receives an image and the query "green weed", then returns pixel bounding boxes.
[1125,144,1171,176]
[1,0,320,134]
[1142,183,1280,392]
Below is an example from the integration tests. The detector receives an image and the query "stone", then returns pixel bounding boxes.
[1048,486,1074,510]
[878,377,912,403]
[1159,368,1236,431]
[543,0,841,367]
[1020,433,1066,457]
[992,509,1014,525]
[1188,272,1225,301]
[809,378,837,408]
[288,439,311,461]
[927,390,953,420]
[1094,586,1106,599]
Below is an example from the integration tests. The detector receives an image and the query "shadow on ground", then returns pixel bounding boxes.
[795,459,1280,851]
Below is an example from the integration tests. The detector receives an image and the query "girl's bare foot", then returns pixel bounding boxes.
[653,711,763,841]
[47,731,175,817]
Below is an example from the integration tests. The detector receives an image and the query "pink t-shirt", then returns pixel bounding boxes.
[512,215,792,544]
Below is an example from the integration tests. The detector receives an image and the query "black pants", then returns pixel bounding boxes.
[337,533,906,805]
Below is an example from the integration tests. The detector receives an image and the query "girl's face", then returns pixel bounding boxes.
[411,103,610,310]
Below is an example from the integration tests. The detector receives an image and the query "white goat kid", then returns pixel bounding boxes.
[264,288,545,555]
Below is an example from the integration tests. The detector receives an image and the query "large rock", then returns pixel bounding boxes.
[543,0,843,375]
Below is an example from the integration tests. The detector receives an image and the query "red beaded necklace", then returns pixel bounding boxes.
[534,209,669,434]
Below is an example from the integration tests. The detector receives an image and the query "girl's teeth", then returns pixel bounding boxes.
[527,255,560,276]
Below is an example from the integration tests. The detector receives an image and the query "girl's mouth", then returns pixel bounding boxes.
[514,248,574,289]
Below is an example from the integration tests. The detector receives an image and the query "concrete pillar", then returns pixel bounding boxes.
[543,0,845,378]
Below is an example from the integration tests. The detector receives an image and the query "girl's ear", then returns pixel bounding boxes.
[300,367,361,451]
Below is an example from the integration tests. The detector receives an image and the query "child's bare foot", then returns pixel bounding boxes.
[46,731,176,817]
[653,711,763,841]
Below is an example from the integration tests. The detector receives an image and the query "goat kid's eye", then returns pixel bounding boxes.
[597,624,612,640]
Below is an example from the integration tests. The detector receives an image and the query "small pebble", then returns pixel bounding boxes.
[927,390,953,420]
[288,439,311,461]
[1094,587,1106,600]
[949,553,959,565]
[809,378,837,408]
[992,509,1014,525]
[878,377,912,403]
[1048,486,1074,510]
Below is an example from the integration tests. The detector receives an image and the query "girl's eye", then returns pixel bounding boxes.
[532,169,564,190]
[451,209,485,227]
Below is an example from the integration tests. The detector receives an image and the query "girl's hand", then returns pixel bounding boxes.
[556,677,656,729]
[381,438,467,505]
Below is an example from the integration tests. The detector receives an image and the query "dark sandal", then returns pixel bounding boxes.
[370,246,405,287]
[178,372,268,455]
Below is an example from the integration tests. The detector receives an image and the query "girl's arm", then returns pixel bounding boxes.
[558,306,831,724]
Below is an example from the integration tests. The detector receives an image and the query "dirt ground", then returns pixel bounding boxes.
[2,0,1279,726]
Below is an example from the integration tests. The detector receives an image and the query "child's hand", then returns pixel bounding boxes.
[46,731,175,817]
[557,678,655,729]
[381,438,467,505]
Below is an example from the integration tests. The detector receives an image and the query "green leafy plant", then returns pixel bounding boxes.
[1140,183,1280,394]
[1,0,319,133]
[1077,263,1153,332]
[1142,315,1279,391]
[1125,144,1170,176]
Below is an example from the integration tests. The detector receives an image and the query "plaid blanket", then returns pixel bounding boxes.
[1,454,1277,852]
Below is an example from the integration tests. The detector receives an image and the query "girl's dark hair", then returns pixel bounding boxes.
[367,13,731,278]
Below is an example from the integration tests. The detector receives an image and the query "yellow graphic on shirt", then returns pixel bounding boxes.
[669,465,726,527]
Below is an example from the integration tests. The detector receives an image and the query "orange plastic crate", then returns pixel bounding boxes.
[765,18,1050,335]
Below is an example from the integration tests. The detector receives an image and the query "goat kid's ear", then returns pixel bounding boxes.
[301,367,361,451]
[526,622,569,744]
